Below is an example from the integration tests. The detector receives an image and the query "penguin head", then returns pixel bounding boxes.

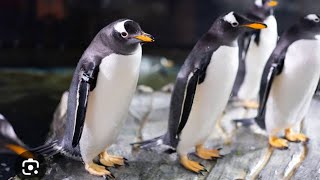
[252,0,278,20]
[213,12,267,42]
[99,19,154,54]
[255,0,278,10]
[299,14,320,39]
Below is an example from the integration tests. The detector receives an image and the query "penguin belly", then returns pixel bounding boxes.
[177,45,239,155]
[79,45,142,162]
[238,16,278,100]
[265,40,320,135]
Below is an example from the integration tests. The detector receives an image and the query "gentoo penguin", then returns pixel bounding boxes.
[0,114,32,158]
[0,114,34,179]
[35,19,154,177]
[231,0,278,109]
[235,14,320,149]
[132,12,266,173]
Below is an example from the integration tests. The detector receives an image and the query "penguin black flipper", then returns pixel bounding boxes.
[131,68,201,150]
[175,69,200,135]
[231,31,253,97]
[70,60,100,147]
[255,55,285,128]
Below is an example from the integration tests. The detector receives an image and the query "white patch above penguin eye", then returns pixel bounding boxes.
[114,20,130,36]
[315,35,320,40]
[223,12,239,27]
[0,113,5,120]
[305,14,320,22]
[255,0,263,7]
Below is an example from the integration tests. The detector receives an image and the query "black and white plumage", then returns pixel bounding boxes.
[232,0,278,107]
[0,114,26,155]
[34,19,154,177]
[235,14,320,148]
[132,12,267,173]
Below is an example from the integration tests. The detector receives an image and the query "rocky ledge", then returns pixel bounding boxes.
[8,86,320,179]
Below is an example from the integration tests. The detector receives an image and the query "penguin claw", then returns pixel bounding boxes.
[199,171,205,176]
[124,161,129,166]
[281,146,289,150]
[103,173,115,179]
[202,168,209,172]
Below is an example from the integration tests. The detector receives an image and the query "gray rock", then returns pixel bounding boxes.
[42,89,320,180]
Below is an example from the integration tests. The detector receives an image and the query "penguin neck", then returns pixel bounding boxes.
[205,31,238,47]
[273,27,311,57]
[247,6,273,22]
[106,37,140,55]
[208,24,239,47]
[286,24,319,42]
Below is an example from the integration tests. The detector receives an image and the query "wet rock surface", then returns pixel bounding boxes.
[2,87,320,180]
[38,89,320,180]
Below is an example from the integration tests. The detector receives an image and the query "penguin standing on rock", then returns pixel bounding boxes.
[34,19,154,177]
[235,14,320,149]
[132,12,266,173]
[232,0,278,109]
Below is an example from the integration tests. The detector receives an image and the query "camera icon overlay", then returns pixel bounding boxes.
[22,158,39,175]
[14,150,47,179]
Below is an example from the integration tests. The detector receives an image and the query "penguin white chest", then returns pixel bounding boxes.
[179,45,239,151]
[266,40,320,131]
[238,16,278,99]
[79,45,142,161]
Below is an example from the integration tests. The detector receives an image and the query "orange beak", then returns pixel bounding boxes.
[242,23,268,29]
[134,33,155,43]
[267,0,278,7]
[6,144,34,159]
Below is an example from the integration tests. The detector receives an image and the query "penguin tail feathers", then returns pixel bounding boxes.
[131,134,176,154]
[30,140,61,157]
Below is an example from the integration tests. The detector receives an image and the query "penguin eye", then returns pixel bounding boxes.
[314,18,320,23]
[121,32,128,38]
[231,22,239,27]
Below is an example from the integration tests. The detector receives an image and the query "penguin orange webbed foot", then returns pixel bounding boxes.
[285,128,309,142]
[195,144,221,160]
[99,151,127,167]
[241,100,259,109]
[269,136,288,149]
[180,155,207,174]
[85,162,114,178]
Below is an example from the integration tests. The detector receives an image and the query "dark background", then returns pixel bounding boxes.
[0,0,319,67]
[0,0,319,147]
